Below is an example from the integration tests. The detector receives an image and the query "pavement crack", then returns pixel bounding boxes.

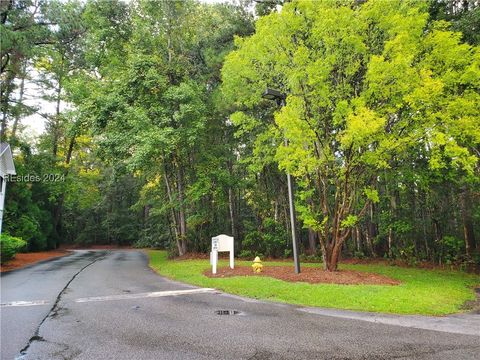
[16,252,106,359]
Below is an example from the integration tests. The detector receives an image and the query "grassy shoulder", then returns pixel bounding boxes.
[148,250,479,316]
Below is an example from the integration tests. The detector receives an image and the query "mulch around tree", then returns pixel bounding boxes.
[204,265,401,286]
[0,250,71,272]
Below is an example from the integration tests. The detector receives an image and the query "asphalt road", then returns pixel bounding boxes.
[1,250,479,360]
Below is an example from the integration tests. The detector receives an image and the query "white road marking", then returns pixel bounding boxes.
[1,300,49,307]
[1,288,217,307]
[75,288,217,303]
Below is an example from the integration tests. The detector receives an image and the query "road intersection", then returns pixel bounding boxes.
[1,250,479,359]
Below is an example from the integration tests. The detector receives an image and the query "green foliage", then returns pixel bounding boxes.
[2,0,478,270]
[3,150,52,251]
[222,0,480,268]
[442,235,465,263]
[341,215,359,229]
[299,254,322,263]
[429,1,480,45]
[238,249,255,260]
[0,234,27,264]
[242,218,289,258]
[364,188,380,204]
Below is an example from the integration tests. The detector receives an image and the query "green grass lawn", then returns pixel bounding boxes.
[148,250,479,316]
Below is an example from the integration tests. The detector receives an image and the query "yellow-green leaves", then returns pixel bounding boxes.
[221,0,480,239]
[275,96,317,177]
[364,188,380,204]
[341,106,385,149]
[230,112,259,138]
[429,131,478,176]
[341,215,358,229]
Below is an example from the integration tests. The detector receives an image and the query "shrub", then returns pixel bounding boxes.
[167,241,179,259]
[0,234,27,264]
[238,250,254,259]
[133,236,163,249]
[442,236,464,263]
[353,251,365,259]
[299,254,322,263]
[242,219,289,258]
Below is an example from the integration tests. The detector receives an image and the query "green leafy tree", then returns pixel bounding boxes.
[1,0,54,141]
[222,0,480,270]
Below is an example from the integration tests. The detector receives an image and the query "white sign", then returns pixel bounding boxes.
[210,234,234,274]
[0,143,16,235]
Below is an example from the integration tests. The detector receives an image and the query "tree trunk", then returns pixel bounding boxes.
[0,68,16,142]
[52,75,62,157]
[365,226,376,257]
[307,228,316,254]
[329,243,341,271]
[388,190,397,258]
[175,159,187,256]
[433,218,443,264]
[51,135,76,248]
[324,229,351,271]
[367,203,378,256]
[228,187,237,239]
[274,200,279,222]
[460,187,476,258]
[163,169,181,253]
[356,226,362,253]
[318,229,352,271]
[388,228,393,258]
[11,61,26,141]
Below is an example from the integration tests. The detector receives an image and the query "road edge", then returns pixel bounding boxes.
[0,251,74,275]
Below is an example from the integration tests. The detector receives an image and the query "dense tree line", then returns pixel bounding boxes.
[1,0,478,270]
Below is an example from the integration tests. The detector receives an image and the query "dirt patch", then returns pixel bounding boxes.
[204,265,401,286]
[0,250,71,272]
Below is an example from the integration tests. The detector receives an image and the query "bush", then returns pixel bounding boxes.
[0,234,27,264]
[238,250,254,259]
[441,236,464,263]
[353,251,365,259]
[242,219,289,258]
[133,235,163,249]
[167,241,179,259]
[299,254,322,263]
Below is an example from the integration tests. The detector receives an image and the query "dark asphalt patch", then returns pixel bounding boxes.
[215,310,241,315]
[16,252,107,358]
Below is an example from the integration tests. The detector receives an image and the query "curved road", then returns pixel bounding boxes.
[1,250,479,359]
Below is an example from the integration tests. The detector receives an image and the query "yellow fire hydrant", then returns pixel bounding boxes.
[252,256,263,273]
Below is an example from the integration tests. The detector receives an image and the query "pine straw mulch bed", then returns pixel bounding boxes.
[204,265,401,286]
[1,250,72,272]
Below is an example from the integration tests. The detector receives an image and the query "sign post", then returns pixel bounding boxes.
[0,143,16,235]
[210,234,234,274]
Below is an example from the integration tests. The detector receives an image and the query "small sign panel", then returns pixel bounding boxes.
[210,234,234,274]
